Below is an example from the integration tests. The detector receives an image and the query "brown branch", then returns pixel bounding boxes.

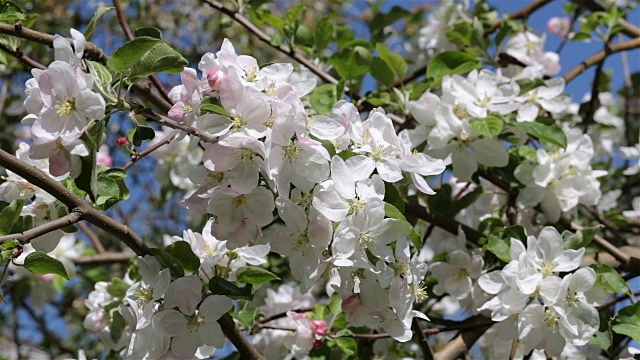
[122,129,179,171]
[137,108,218,143]
[597,290,640,311]
[412,318,435,360]
[0,211,82,245]
[201,0,338,86]
[77,222,105,253]
[71,252,132,265]
[0,149,148,256]
[580,246,640,268]
[563,37,640,84]
[485,0,554,35]
[0,43,47,70]
[433,321,492,360]
[218,313,264,360]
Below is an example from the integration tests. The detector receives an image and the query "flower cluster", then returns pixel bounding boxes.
[477,227,606,356]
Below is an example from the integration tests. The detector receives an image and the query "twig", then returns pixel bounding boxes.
[138,108,218,143]
[122,129,179,171]
[0,42,47,70]
[0,211,82,245]
[77,222,105,253]
[218,313,265,360]
[433,322,492,360]
[201,0,338,86]
[485,0,554,36]
[0,149,148,255]
[619,33,635,146]
[412,318,434,360]
[597,290,640,310]
[583,40,610,127]
[71,252,133,264]
[563,37,640,84]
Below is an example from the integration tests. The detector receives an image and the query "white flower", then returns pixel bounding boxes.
[430,250,483,299]
[125,256,171,329]
[154,295,233,359]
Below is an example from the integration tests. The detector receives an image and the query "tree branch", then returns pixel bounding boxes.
[71,252,133,264]
[412,318,435,360]
[485,0,554,35]
[0,211,82,245]
[0,149,149,256]
[563,37,640,84]
[122,129,179,171]
[433,321,492,360]
[218,313,264,360]
[77,221,105,253]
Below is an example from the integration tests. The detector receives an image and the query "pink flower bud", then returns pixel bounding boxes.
[341,294,361,314]
[207,68,225,90]
[547,17,572,38]
[116,137,129,147]
[40,273,55,282]
[311,319,328,336]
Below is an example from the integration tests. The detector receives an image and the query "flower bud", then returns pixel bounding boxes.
[311,319,328,336]
[116,137,129,147]
[313,339,324,348]
[547,17,572,39]
[207,68,225,90]
[40,273,55,282]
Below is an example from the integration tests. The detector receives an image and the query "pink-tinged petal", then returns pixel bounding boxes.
[49,150,72,177]
[53,34,74,64]
[76,89,106,120]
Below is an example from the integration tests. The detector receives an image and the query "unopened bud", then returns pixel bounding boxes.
[207,68,224,90]
[116,137,129,147]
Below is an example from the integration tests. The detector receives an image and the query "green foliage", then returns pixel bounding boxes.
[95,169,130,210]
[165,241,201,274]
[76,120,105,202]
[0,1,25,22]
[0,199,26,235]
[22,252,69,280]
[84,6,114,41]
[208,277,253,300]
[426,51,482,86]
[471,115,504,138]
[589,312,612,352]
[314,18,333,51]
[232,307,258,329]
[591,264,632,296]
[512,119,567,149]
[384,203,422,251]
[128,125,156,147]
[612,302,640,343]
[485,225,527,263]
[108,37,161,72]
[134,27,163,40]
[375,43,407,79]
[562,225,603,250]
[310,83,337,116]
[148,248,184,278]
[235,266,280,285]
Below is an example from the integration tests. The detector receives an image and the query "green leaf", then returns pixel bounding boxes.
[446,22,473,46]
[107,278,130,298]
[334,337,357,358]
[134,27,163,40]
[295,24,314,48]
[313,304,328,320]
[426,51,482,86]
[384,203,406,222]
[562,225,604,250]
[0,199,26,235]
[612,302,640,343]
[370,57,394,86]
[487,234,512,263]
[516,78,547,96]
[590,312,612,351]
[107,36,161,72]
[165,241,201,274]
[148,248,184,278]
[375,43,407,79]
[314,18,333,50]
[235,266,280,285]
[76,121,104,202]
[471,115,503,138]
[384,182,405,213]
[384,203,422,251]
[200,99,233,118]
[591,264,632,296]
[0,1,25,22]
[233,307,258,329]
[95,169,130,210]
[329,292,342,315]
[84,6,114,41]
[328,48,369,80]
[128,125,156,147]
[512,120,567,149]
[22,252,69,280]
[310,83,337,116]
[111,310,126,343]
[208,277,253,300]
[85,60,113,88]
[128,42,188,80]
